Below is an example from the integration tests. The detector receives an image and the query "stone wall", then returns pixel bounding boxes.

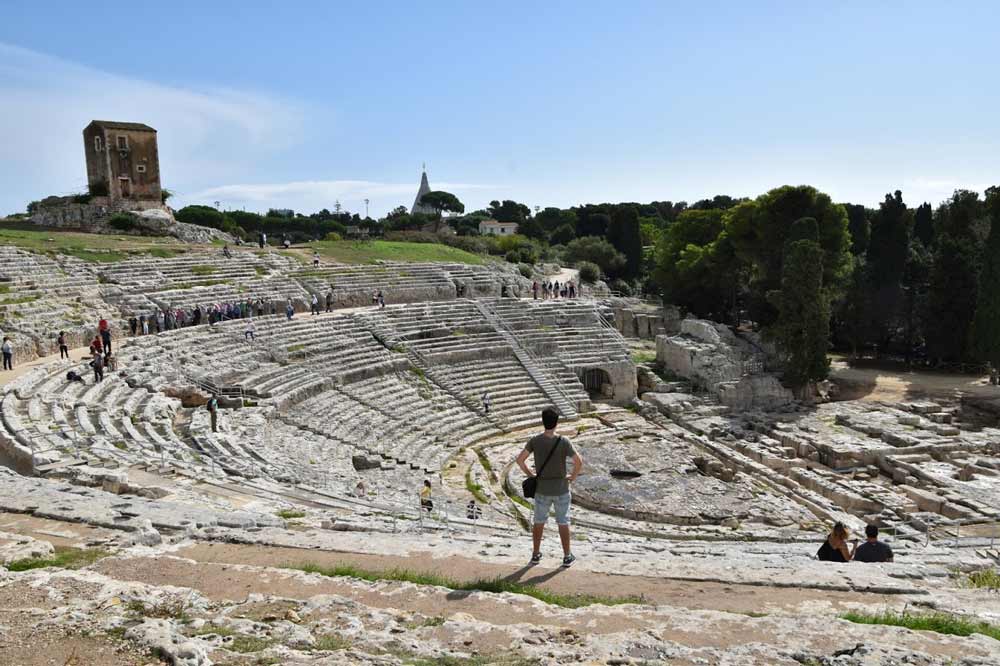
[656,317,793,411]
[611,299,681,339]
[27,202,233,244]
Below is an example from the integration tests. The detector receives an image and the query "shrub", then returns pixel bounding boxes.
[565,236,626,275]
[107,213,135,231]
[518,263,534,279]
[72,193,93,204]
[160,188,173,203]
[324,231,342,241]
[609,278,633,296]
[578,261,600,284]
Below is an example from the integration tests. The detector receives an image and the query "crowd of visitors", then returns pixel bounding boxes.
[531,280,576,300]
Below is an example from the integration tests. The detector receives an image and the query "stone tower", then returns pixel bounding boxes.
[410,167,436,215]
[83,120,162,203]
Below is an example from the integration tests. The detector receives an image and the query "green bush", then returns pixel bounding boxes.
[107,213,135,231]
[324,231,342,241]
[609,278,633,296]
[518,263,534,279]
[72,193,93,204]
[578,261,600,284]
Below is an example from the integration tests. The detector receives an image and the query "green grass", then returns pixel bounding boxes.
[148,247,184,258]
[0,223,190,262]
[406,616,446,630]
[6,546,111,572]
[276,509,306,519]
[630,350,657,365]
[465,469,490,504]
[112,440,128,450]
[474,448,494,477]
[229,636,274,653]
[190,264,218,276]
[0,295,39,306]
[310,240,485,265]
[962,568,1000,590]
[287,344,306,353]
[288,562,644,609]
[313,634,352,651]
[0,284,8,294]
[840,610,1000,641]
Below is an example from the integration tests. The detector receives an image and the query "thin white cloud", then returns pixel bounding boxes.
[0,42,307,214]
[903,178,993,206]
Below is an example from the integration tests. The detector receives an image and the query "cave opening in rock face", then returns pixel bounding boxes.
[582,368,613,398]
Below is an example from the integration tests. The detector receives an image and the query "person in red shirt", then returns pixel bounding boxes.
[98,318,108,333]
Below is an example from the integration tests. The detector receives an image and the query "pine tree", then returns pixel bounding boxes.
[774,238,830,387]
[973,187,1000,369]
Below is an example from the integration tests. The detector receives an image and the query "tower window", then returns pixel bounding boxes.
[136,164,146,173]
[94,136,103,152]
[117,135,129,150]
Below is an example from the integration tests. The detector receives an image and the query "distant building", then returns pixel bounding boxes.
[345,225,370,239]
[83,120,161,203]
[410,167,437,216]
[479,219,518,236]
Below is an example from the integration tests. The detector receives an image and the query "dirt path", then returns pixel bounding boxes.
[0,344,93,387]
[171,542,907,616]
[829,361,995,402]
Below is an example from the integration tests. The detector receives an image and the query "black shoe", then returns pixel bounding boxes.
[529,552,542,565]
[561,553,576,567]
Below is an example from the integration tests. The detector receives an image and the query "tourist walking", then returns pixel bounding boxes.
[326,289,334,313]
[854,524,894,563]
[140,314,149,335]
[258,232,266,249]
[91,350,105,383]
[207,394,220,433]
[515,407,583,567]
[285,300,295,320]
[57,331,69,360]
[98,317,112,354]
[1,336,12,371]
[817,522,858,562]
[377,290,385,309]
[223,244,232,259]
[481,391,492,415]
[313,251,320,267]
[128,316,138,336]
[245,318,256,342]
[568,281,576,298]
[311,294,320,316]
[532,281,539,299]
[105,351,118,372]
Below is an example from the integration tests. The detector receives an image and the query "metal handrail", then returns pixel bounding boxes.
[476,299,578,415]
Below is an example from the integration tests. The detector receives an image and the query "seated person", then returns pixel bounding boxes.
[66,370,85,384]
[854,524,894,563]
[419,480,433,512]
[105,351,118,372]
[817,521,858,562]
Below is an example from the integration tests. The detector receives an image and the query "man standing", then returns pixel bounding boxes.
[1,336,13,371]
[481,391,491,415]
[98,317,112,354]
[207,394,220,433]
[515,407,583,567]
[91,349,104,383]
[854,524,894,563]
[326,289,334,313]
[245,318,256,342]
[311,294,320,316]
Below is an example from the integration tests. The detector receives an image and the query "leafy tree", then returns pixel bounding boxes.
[913,202,934,247]
[925,234,980,362]
[564,236,626,275]
[550,223,576,246]
[973,187,1000,369]
[842,203,871,256]
[690,195,746,211]
[535,207,577,234]
[576,211,610,237]
[835,255,871,358]
[900,239,932,363]
[773,235,830,387]
[653,209,733,318]
[488,199,530,224]
[516,215,548,241]
[607,206,643,279]
[577,261,600,284]
[864,190,913,353]
[420,191,465,217]
[925,190,984,363]
[726,185,851,326]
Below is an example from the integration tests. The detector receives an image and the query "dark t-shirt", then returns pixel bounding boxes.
[525,434,576,496]
[854,540,893,563]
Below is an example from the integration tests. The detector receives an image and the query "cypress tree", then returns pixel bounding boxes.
[775,237,830,388]
[973,187,1000,369]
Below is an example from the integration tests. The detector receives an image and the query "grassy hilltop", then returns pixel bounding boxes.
[0,222,485,265]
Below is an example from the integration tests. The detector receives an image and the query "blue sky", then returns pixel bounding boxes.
[1,1,997,217]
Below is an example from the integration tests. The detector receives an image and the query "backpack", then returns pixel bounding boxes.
[522,436,565,499]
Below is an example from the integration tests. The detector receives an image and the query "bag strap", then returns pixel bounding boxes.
[535,436,564,477]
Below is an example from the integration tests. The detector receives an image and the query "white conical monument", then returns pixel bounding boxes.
[410,164,436,215]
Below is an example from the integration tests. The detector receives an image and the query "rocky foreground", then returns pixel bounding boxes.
[1,462,999,666]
